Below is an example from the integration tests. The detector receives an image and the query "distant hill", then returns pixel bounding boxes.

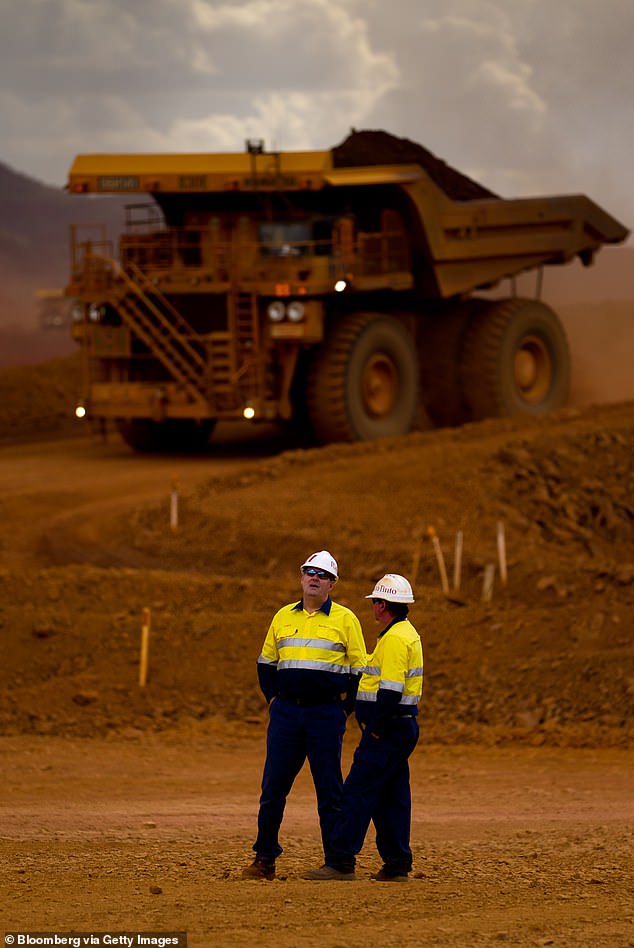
[1,161,126,270]
[0,157,631,367]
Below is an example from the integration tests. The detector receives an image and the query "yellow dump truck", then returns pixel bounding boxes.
[64,130,628,450]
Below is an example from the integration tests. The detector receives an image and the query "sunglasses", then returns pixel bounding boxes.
[302,567,333,580]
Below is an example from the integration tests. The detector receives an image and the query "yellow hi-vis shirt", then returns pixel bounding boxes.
[257,597,367,699]
[356,618,423,711]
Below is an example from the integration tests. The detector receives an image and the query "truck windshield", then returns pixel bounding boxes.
[258,221,310,256]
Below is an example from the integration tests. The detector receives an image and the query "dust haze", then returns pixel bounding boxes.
[561,302,634,406]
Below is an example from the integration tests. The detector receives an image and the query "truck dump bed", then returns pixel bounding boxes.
[402,185,627,297]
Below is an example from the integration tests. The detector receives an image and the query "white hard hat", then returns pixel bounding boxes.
[301,550,338,579]
[366,573,415,603]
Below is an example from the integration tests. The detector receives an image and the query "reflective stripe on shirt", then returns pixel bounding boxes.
[278,658,350,674]
[278,636,347,652]
[356,691,420,705]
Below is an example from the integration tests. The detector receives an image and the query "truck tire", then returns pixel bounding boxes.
[418,301,475,427]
[306,313,419,443]
[460,298,570,420]
[116,418,216,453]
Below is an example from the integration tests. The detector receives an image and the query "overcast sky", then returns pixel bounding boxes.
[1,0,632,234]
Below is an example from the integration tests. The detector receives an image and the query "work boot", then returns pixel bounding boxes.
[370,867,409,883]
[242,857,276,880]
[304,864,356,881]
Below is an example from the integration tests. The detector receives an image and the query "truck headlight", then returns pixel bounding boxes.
[267,301,285,322]
[287,301,305,322]
[88,303,104,323]
[71,302,84,323]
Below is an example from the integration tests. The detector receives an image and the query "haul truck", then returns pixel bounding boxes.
[63,130,628,451]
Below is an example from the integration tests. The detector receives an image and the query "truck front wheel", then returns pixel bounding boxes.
[306,313,419,443]
[460,298,570,420]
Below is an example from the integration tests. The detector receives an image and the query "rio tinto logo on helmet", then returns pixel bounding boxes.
[375,582,398,596]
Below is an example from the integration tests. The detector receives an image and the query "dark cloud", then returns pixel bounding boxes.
[0,0,631,233]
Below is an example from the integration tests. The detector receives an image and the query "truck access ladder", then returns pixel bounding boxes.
[207,291,261,410]
[104,258,209,406]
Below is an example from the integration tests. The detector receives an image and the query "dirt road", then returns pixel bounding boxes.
[1,735,632,947]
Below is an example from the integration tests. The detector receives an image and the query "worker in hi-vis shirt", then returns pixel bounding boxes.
[243,550,366,880]
[306,573,423,882]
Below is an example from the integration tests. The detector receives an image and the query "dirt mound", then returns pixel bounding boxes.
[497,429,634,554]
[332,129,498,200]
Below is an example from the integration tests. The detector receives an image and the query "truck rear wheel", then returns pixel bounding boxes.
[460,298,570,420]
[306,313,419,443]
[116,419,216,453]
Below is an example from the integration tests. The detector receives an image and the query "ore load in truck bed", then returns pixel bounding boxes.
[331,129,498,202]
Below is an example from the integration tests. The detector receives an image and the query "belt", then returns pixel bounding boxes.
[279,693,342,707]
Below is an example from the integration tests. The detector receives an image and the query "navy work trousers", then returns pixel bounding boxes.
[329,715,419,875]
[253,696,347,863]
